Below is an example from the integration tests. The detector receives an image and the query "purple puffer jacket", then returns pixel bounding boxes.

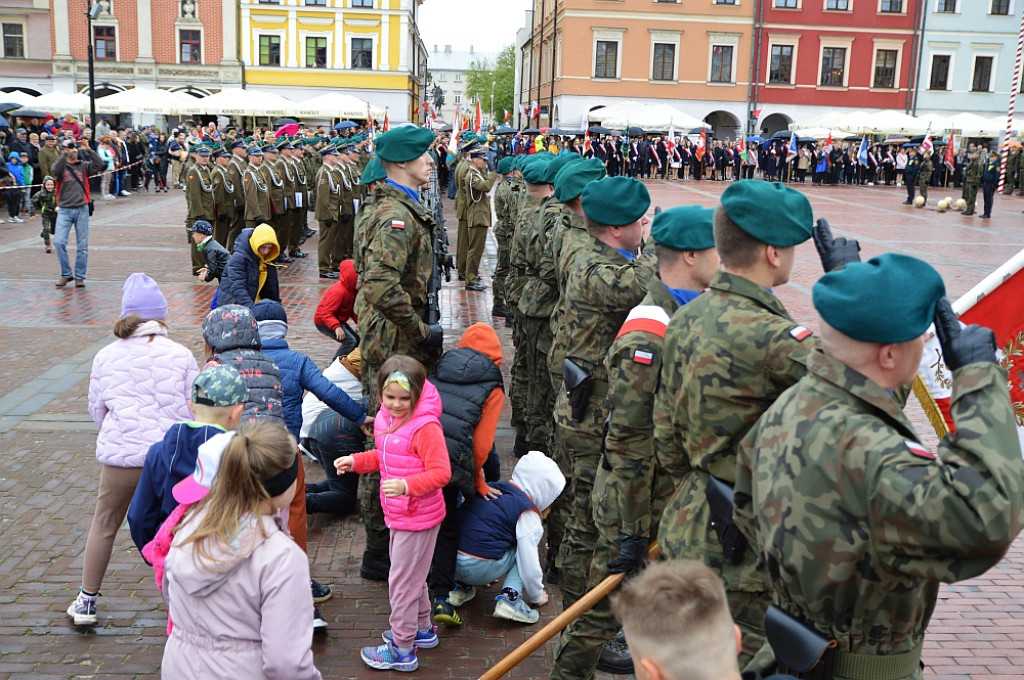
[88,322,198,468]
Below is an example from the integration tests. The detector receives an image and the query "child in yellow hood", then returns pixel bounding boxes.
[217,223,282,308]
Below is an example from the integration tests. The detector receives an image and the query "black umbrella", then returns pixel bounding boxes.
[273,117,298,127]
[547,127,567,135]
[438,124,453,132]
[10,108,49,118]
[493,125,516,135]
[626,126,645,136]
[843,135,862,142]
[522,127,541,134]
[688,126,710,134]
[588,125,612,135]
[770,130,794,139]
[0,102,23,114]
[798,136,817,143]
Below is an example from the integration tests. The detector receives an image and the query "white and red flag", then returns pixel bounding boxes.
[695,127,706,161]
[474,101,482,134]
[943,132,957,172]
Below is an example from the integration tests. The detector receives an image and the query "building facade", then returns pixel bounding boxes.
[241,0,428,122]
[914,0,1021,117]
[751,0,922,135]
[49,0,243,98]
[0,0,53,96]
[425,44,499,126]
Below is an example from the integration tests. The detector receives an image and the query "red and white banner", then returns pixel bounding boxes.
[695,128,706,161]
[943,132,957,172]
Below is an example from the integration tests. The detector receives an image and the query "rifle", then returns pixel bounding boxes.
[422,166,453,325]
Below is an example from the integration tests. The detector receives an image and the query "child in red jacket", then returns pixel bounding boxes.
[314,259,360,358]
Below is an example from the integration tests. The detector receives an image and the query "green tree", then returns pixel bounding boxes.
[464,44,515,126]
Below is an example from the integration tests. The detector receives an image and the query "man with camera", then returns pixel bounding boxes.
[51,138,104,288]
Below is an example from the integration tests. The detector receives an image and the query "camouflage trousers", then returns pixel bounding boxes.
[729,588,772,673]
[492,228,511,309]
[917,179,929,202]
[520,315,556,448]
[553,422,602,609]
[508,309,529,442]
[964,181,980,212]
[359,361,389,553]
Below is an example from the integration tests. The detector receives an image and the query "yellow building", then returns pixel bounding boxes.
[241,0,427,122]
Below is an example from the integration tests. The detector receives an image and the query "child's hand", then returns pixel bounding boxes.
[534,589,549,607]
[197,267,209,280]
[482,486,502,500]
[334,456,354,473]
[381,479,407,497]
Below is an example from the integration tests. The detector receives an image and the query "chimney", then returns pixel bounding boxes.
[445,45,452,53]
[433,44,437,52]
[470,45,474,54]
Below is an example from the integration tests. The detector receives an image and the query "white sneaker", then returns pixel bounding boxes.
[14,216,24,223]
[0,218,5,223]
[67,590,98,626]
[448,584,477,607]
[493,594,539,624]
[120,190,132,196]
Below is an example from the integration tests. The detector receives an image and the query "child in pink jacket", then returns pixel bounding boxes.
[336,354,451,673]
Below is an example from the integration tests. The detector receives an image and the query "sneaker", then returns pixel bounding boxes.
[0,218,5,223]
[120,190,132,196]
[67,590,98,626]
[382,626,439,649]
[311,579,333,603]
[448,583,477,607]
[312,606,328,632]
[432,598,463,627]
[360,641,418,672]
[45,245,52,253]
[493,593,539,624]
[12,216,24,223]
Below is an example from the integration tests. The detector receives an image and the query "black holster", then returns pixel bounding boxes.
[562,359,593,423]
[765,605,838,680]
[704,476,748,565]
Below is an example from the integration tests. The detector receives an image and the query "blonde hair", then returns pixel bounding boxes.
[178,420,296,571]
[376,354,427,413]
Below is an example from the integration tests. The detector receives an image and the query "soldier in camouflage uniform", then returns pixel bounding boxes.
[961,149,984,215]
[1001,145,1020,195]
[552,205,720,680]
[355,126,445,580]
[653,182,858,671]
[491,156,523,318]
[917,150,933,205]
[735,254,1024,680]
[185,145,216,275]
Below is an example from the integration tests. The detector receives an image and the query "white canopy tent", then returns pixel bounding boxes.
[195,88,297,117]
[0,90,38,106]
[94,88,195,115]
[31,91,90,114]
[587,101,704,131]
[789,127,847,140]
[293,92,385,119]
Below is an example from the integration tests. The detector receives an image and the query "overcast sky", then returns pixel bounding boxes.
[419,0,532,53]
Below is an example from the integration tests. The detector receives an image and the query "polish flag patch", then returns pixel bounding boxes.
[790,326,813,341]
[633,349,654,365]
[391,220,405,229]
[905,440,935,460]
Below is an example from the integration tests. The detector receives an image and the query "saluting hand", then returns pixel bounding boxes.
[812,218,861,273]
[934,297,997,370]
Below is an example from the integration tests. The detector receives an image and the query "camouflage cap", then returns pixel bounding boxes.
[361,156,386,185]
[553,156,605,203]
[375,126,434,162]
[720,180,813,247]
[582,176,651,226]
[812,253,945,344]
[650,205,716,251]
[191,364,249,406]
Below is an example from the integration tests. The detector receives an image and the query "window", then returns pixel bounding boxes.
[775,0,798,6]
[769,44,794,83]
[595,40,618,79]
[259,35,281,66]
[714,0,737,4]
[652,43,675,81]
[972,56,994,92]
[94,26,116,60]
[180,30,201,63]
[455,73,462,82]
[880,0,903,10]
[710,45,734,82]
[353,0,374,6]
[306,0,326,4]
[438,72,446,81]
[351,38,372,69]
[873,49,897,88]
[929,54,950,89]
[2,23,24,58]
[991,0,1010,14]
[454,94,461,105]
[937,0,957,11]
[820,47,846,85]
[826,0,850,9]
[305,37,327,68]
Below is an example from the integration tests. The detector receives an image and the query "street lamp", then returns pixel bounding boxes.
[490,80,495,128]
[86,1,102,137]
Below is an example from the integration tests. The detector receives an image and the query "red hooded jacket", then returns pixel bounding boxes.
[313,259,358,331]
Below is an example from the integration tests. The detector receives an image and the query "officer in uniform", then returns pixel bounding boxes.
[653,181,859,671]
[209,146,236,249]
[962,149,985,216]
[735,254,1024,680]
[261,144,287,257]
[454,134,481,281]
[185,144,216,275]
[274,139,299,262]
[902,146,919,205]
[491,156,523,318]
[552,206,721,680]
[334,141,359,262]
[315,144,342,278]
[226,139,249,251]
[355,126,444,581]
[461,146,500,291]
[243,146,271,231]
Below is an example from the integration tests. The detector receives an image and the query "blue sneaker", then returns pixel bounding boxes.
[360,641,418,672]
[448,583,477,607]
[382,626,439,649]
[494,593,539,624]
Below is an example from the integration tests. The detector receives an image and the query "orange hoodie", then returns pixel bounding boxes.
[458,323,506,496]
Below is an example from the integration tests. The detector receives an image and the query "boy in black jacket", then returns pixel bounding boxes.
[189,219,230,283]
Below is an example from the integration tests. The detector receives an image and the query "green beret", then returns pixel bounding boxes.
[812,253,945,344]
[650,205,716,251]
[243,136,255,144]
[521,157,552,185]
[720,180,812,247]
[533,151,555,161]
[497,157,514,175]
[375,126,435,163]
[582,177,651,226]
[553,157,606,203]
[545,153,582,181]
[361,156,386,185]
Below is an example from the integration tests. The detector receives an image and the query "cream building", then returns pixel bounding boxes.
[426,44,499,125]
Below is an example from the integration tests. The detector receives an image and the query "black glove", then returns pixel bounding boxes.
[424,323,443,350]
[934,297,997,370]
[812,218,861,272]
[254,215,264,224]
[607,534,648,578]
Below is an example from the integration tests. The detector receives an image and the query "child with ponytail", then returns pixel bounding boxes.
[161,419,321,680]
[335,354,451,673]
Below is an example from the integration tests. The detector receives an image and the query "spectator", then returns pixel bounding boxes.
[313,258,360,358]
[51,138,104,287]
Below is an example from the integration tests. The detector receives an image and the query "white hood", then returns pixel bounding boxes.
[511,450,565,512]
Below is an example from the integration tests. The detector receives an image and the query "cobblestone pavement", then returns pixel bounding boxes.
[1,179,1022,679]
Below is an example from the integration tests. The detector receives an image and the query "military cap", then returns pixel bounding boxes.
[497,157,515,175]
[195,145,212,157]
[468,147,489,159]
[375,126,435,163]
[187,143,201,153]
[581,176,651,226]
[650,205,716,251]
[275,139,292,150]
[720,180,812,247]
[812,253,945,344]
[553,157,605,203]
[213,148,229,159]
[229,139,247,150]
[521,157,552,185]
[261,144,278,154]
[361,156,387,185]
[321,146,339,157]
[246,146,264,156]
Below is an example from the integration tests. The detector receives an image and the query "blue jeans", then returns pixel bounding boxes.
[455,548,522,595]
[54,206,90,280]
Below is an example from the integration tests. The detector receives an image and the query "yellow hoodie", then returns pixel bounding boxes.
[249,223,280,302]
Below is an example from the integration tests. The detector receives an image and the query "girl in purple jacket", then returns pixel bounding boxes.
[336,355,452,673]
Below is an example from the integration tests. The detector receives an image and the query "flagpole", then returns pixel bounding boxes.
[999,4,1024,192]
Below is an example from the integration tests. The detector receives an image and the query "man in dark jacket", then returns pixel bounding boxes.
[52,138,104,288]
[218,223,281,307]
[980,149,999,219]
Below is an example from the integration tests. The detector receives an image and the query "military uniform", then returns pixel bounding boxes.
[546,204,593,393]
[963,154,985,215]
[243,160,272,230]
[210,160,236,249]
[492,174,523,312]
[185,156,216,273]
[226,151,248,250]
[454,158,471,278]
[334,157,358,261]
[1002,147,1020,194]
[461,164,498,287]
[314,157,342,275]
[654,271,816,668]
[917,154,933,203]
[262,155,287,232]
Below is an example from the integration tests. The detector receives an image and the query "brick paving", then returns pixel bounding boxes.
[0,179,1022,679]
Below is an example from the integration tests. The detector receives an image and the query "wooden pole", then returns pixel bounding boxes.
[478,542,660,680]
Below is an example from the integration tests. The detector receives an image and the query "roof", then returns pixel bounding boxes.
[428,46,500,72]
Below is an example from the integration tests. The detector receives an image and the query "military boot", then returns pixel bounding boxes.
[597,631,634,675]
[360,548,391,581]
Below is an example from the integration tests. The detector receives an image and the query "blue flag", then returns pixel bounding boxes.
[857,137,869,166]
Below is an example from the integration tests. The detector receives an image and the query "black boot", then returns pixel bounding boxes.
[491,304,507,317]
[543,551,559,585]
[597,631,634,675]
[513,434,530,458]
[360,548,391,581]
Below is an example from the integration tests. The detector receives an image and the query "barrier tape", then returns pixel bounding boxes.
[6,157,149,190]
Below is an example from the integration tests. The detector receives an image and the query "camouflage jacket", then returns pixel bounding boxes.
[654,270,816,592]
[519,199,571,319]
[735,350,1024,656]
[493,177,524,239]
[547,207,591,377]
[592,278,679,539]
[966,155,985,183]
[918,157,933,183]
[554,238,655,436]
[357,184,439,369]
[508,194,550,311]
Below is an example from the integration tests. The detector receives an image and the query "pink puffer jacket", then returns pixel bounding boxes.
[88,322,198,468]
